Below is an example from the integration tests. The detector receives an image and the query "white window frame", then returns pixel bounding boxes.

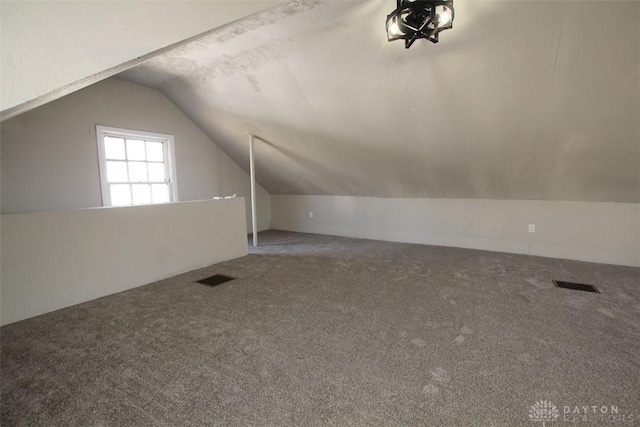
[96,125,179,207]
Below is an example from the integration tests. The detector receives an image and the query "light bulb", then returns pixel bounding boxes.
[436,6,452,28]
[388,20,403,37]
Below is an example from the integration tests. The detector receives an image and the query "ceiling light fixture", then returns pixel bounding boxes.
[386,0,455,48]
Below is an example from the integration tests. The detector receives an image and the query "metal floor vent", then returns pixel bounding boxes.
[197,274,235,287]
[553,280,600,293]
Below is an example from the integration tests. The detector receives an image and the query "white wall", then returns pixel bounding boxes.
[0,0,285,118]
[271,195,640,267]
[0,77,271,232]
[1,199,248,325]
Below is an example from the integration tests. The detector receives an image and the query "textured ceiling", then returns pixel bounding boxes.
[1,0,286,120]
[120,0,640,202]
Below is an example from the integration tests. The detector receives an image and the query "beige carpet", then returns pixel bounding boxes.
[2,230,639,426]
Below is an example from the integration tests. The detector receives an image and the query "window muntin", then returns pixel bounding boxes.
[97,126,177,207]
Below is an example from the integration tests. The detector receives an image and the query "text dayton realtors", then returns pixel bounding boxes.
[562,405,635,424]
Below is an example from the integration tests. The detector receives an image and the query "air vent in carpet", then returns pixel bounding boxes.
[553,280,599,293]
[197,274,235,287]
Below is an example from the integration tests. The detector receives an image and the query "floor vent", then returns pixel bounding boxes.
[197,274,235,287]
[553,280,600,293]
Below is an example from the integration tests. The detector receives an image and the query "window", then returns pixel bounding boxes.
[96,126,178,207]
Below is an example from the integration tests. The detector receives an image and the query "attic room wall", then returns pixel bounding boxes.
[0,77,271,232]
[271,196,640,268]
[0,0,285,118]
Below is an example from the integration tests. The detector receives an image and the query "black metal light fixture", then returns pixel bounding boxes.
[386,0,455,48]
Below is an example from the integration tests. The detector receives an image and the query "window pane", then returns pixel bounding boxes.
[132,184,151,205]
[126,139,146,160]
[99,128,174,208]
[146,141,164,162]
[128,162,147,182]
[148,163,165,182]
[104,137,126,160]
[110,184,131,206]
[106,161,128,182]
[151,184,170,204]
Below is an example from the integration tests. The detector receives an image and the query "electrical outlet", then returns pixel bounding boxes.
[309,211,314,218]
[528,224,536,233]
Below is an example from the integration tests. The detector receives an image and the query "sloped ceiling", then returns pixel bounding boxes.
[120,0,640,203]
[0,0,286,119]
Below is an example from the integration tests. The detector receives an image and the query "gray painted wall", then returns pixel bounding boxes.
[272,195,640,267]
[1,199,248,325]
[1,77,271,232]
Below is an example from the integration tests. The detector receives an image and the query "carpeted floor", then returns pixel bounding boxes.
[1,230,639,426]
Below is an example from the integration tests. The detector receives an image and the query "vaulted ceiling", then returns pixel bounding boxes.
[0,0,286,119]
[120,0,640,203]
